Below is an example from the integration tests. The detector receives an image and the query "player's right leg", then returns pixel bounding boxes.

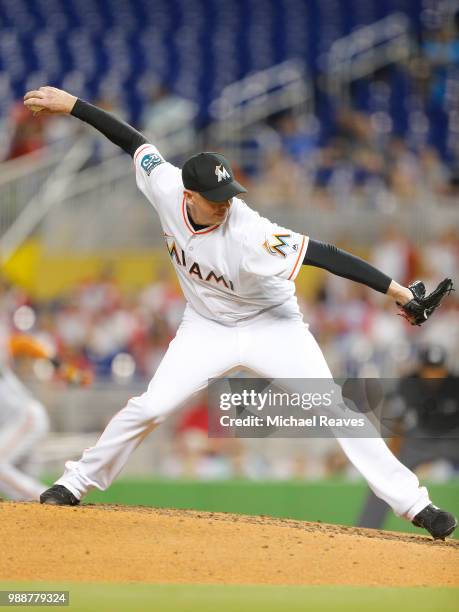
[44,307,239,503]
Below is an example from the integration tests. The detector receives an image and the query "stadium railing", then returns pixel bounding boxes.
[324,12,414,98]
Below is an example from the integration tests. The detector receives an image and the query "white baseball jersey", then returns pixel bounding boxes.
[134,144,309,325]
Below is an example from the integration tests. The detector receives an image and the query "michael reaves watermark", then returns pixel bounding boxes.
[207,377,459,439]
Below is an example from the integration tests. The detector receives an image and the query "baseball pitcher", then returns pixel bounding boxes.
[24,87,456,539]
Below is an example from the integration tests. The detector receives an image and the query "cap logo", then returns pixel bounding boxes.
[215,164,230,182]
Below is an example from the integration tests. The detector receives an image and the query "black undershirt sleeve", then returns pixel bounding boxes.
[70,99,148,157]
[303,239,392,294]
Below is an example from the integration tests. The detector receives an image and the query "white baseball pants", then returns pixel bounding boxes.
[0,369,49,500]
[57,305,430,519]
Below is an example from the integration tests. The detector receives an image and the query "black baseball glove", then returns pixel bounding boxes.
[397,278,454,326]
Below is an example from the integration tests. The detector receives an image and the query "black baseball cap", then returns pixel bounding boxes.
[182,152,247,202]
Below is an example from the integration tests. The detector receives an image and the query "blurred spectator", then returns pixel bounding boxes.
[138,269,185,329]
[6,101,46,160]
[386,138,422,201]
[250,149,309,208]
[418,146,451,195]
[76,263,120,314]
[271,111,319,164]
[422,228,459,284]
[370,225,417,287]
[140,84,197,152]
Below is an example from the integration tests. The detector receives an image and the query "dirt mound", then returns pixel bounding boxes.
[2,502,458,586]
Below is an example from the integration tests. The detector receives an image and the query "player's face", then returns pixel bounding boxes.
[185,191,232,225]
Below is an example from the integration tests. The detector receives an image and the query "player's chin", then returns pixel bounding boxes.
[214,210,228,222]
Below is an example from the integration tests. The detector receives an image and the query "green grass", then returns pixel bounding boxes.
[43,476,459,538]
[1,583,457,612]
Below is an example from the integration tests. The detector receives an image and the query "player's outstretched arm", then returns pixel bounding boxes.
[24,86,148,157]
[303,239,413,304]
[303,240,453,323]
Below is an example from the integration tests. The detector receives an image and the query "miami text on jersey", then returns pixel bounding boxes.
[164,234,235,291]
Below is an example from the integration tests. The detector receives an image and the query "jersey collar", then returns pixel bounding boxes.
[181,194,221,235]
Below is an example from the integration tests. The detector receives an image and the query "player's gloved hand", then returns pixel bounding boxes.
[50,358,93,387]
[60,364,93,387]
[396,278,454,326]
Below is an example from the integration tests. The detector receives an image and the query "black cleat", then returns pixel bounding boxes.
[40,485,80,506]
[412,504,457,540]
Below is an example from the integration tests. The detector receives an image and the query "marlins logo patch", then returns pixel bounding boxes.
[141,152,164,175]
[263,234,298,258]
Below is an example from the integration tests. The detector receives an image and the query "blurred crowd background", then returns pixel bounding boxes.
[2,227,458,385]
[0,0,458,494]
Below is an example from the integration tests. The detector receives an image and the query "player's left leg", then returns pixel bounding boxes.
[239,314,431,522]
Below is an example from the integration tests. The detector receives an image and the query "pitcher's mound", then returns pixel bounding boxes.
[2,502,458,586]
